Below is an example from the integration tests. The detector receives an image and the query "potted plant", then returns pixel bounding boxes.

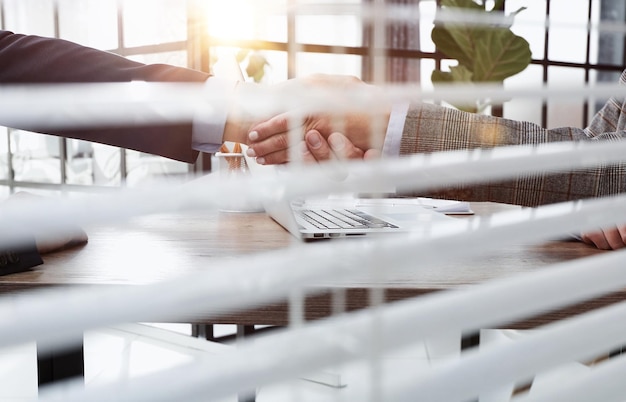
[236,49,269,83]
[431,0,531,114]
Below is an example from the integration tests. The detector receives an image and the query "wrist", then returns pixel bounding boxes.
[223,118,251,144]
[345,109,390,152]
[222,81,256,145]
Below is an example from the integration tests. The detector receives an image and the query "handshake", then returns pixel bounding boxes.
[222,74,392,166]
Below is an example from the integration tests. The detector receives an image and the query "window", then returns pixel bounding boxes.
[0,0,193,194]
[0,0,623,194]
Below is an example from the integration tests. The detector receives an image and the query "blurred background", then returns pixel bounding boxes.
[0,0,623,196]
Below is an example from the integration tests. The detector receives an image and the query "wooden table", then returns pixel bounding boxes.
[0,201,611,390]
[0,202,609,330]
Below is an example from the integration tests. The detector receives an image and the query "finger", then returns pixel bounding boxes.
[246,132,290,163]
[364,149,382,160]
[247,113,292,143]
[251,149,290,165]
[305,130,333,162]
[299,141,318,164]
[327,132,364,160]
[617,224,626,244]
[247,111,304,161]
[581,230,610,250]
[599,228,625,250]
[582,226,626,250]
[580,234,606,250]
[604,226,626,250]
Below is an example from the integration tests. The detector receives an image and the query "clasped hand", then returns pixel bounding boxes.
[244,74,389,165]
[241,75,625,251]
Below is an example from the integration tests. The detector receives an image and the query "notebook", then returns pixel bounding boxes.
[239,143,457,240]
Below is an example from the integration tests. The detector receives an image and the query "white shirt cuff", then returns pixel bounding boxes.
[192,77,238,153]
[382,102,409,157]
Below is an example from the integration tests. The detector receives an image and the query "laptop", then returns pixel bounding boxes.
[238,143,456,240]
[214,56,458,240]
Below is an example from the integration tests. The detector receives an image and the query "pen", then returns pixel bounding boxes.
[232,142,243,170]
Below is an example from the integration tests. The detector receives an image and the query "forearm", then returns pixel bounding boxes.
[399,102,626,206]
[0,30,224,163]
[399,103,583,154]
[0,30,209,83]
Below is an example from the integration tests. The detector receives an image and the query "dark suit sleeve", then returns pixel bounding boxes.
[0,238,43,276]
[0,30,212,163]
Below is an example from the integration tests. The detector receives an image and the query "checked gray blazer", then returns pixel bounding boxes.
[400,70,626,207]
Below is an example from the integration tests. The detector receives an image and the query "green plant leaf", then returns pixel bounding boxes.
[432,65,478,112]
[432,64,474,83]
[431,70,454,83]
[510,6,527,17]
[236,49,250,63]
[246,53,269,83]
[430,0,531,112]
[472,29,531,82]
[449,64,474,82]
[432,0,490,69]
[441,0,483,10]
[492,0,505,11]
[432,1,530,82]
[432,25,475,68]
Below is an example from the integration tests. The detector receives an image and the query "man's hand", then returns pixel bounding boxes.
[245,74,391,164]
[221,81,261,146]
[580,226,626,250]
[7,192,88,255]
[299,130,626,252]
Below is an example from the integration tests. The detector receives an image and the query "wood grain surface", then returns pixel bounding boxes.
[0,202,610,328]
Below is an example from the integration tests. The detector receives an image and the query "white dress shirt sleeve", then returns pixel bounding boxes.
[192,77,238,153]
[382,102,409,157]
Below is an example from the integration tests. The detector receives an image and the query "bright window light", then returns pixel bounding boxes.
[205,0,256,40]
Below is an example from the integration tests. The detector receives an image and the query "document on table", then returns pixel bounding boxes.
[353,197,473,215]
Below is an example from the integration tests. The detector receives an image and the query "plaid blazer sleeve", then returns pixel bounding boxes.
[399,71,626,207]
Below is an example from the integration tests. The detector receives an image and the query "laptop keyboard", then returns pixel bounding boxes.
[296,209,398,230]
